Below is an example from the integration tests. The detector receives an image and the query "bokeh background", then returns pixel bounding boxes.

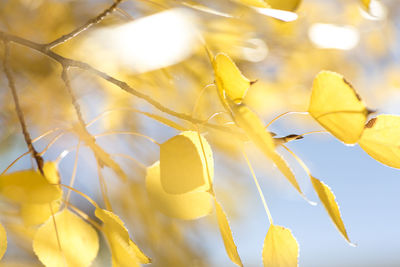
[1,0,400,266]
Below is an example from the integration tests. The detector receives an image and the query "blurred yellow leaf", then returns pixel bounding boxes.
[33,209,99,267]
[146,161,213,220]
[215,200,243,267]
[0,222,6,260]
[0,169,62,204]
[310,176,352,244]
[265,0,301,11]
[262,224,298,267]
[237,0,269,8]
[230,103,304,197]
[95,208,151,266]
[308,71,370,144]
[361,0,371,10]
[213,53,252,104]
[359,115,400,168]
[160,131,214,194]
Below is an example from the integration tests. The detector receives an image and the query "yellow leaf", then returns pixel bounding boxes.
[215,200,243,267]
[361,0,371,10]
[265,0,301,11]
[230,103,303,197]
[308,71,370,144]
[237,0,269,8]
[213,53,251,105]
[42,162,61,184]
[146,161,213,220]
[310,176,353,244]
[20,200,62,227]
[0,222,6,260]
[33,209,99,267]
[160,131,214,194]
[262,224,298,267]
[95,208,151,266]
[0,169,62,204]
[359,115,400,168]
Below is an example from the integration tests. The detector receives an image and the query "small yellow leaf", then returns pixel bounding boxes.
[0,222,6,260]
[230,103,303,196]
[95,208,151,266]
[33,209,99,267]
[0,169,62,204]
[310,176,352,244]
[262,224,298,267]
[213,53,251,105]
[265,0,301,11]
[359,115,400,168]
[237,0,269,8]
[361,0,371,10]
[160,131,214,194]
[215,200,243,267]
[146,161,213,220]
[308,71,370,144]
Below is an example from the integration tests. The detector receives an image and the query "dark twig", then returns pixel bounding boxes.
[2,41,44,174]
[45,0,124,49]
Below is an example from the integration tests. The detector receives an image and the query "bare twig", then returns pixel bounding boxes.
[2,41,44,174]
[45,0,124,49]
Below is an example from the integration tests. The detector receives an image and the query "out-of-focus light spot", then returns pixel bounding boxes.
[79,8,200,74]
[253,8,298,22]
[308,23,360,50]
[241,38,268,62]
[360,0,387,21]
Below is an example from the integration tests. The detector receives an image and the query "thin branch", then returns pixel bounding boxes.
[2,41,44,173]
[0,31,241,137]
[45,0,124,49]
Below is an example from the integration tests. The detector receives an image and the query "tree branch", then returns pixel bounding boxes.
[2,41,44,174]
[45,0,124,49]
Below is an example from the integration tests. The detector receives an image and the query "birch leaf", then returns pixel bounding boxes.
[95,208,151,266]
[33,209,99,267]
[215,200,243,267]
[262,225,298,267]
[230,102,304,197]
[0,222,6,260]
[359,115,400,168]
[310,176,353,244]
[160,131,214,194]
[146,161,213,220]
[308,71,370,144]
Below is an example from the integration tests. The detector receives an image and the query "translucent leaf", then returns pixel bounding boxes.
[146,161,213,220]
[160,131,214,194]
[213,53,251,104]
[308,71,370,144]
[230,103,303,196]
[359,115,400,168]
[33,209,99,267]
[310,176,353,244]
[20,200,62,227]
[215,200,243,267]
[95,208,151,266]
[0,222,6,260]
[265,0,301,11]
[0,169,62,204]
[262,225,298,267]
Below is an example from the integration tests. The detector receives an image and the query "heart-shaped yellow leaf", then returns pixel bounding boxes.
[215,200,243,267]
[160,131,214,194]
[230,102,303,197]
[146,161,213,220]
[310,176,353,244]
[262,224,298,267]
[0,168,62,204]
[359,115,400,168]
[213,53,252,105]
[0,222,6,260]
[308,71,370,144]
[33,209,99,267]
[95,208,151,266]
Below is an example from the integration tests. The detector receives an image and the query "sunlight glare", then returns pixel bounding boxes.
[308,23,360,50]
